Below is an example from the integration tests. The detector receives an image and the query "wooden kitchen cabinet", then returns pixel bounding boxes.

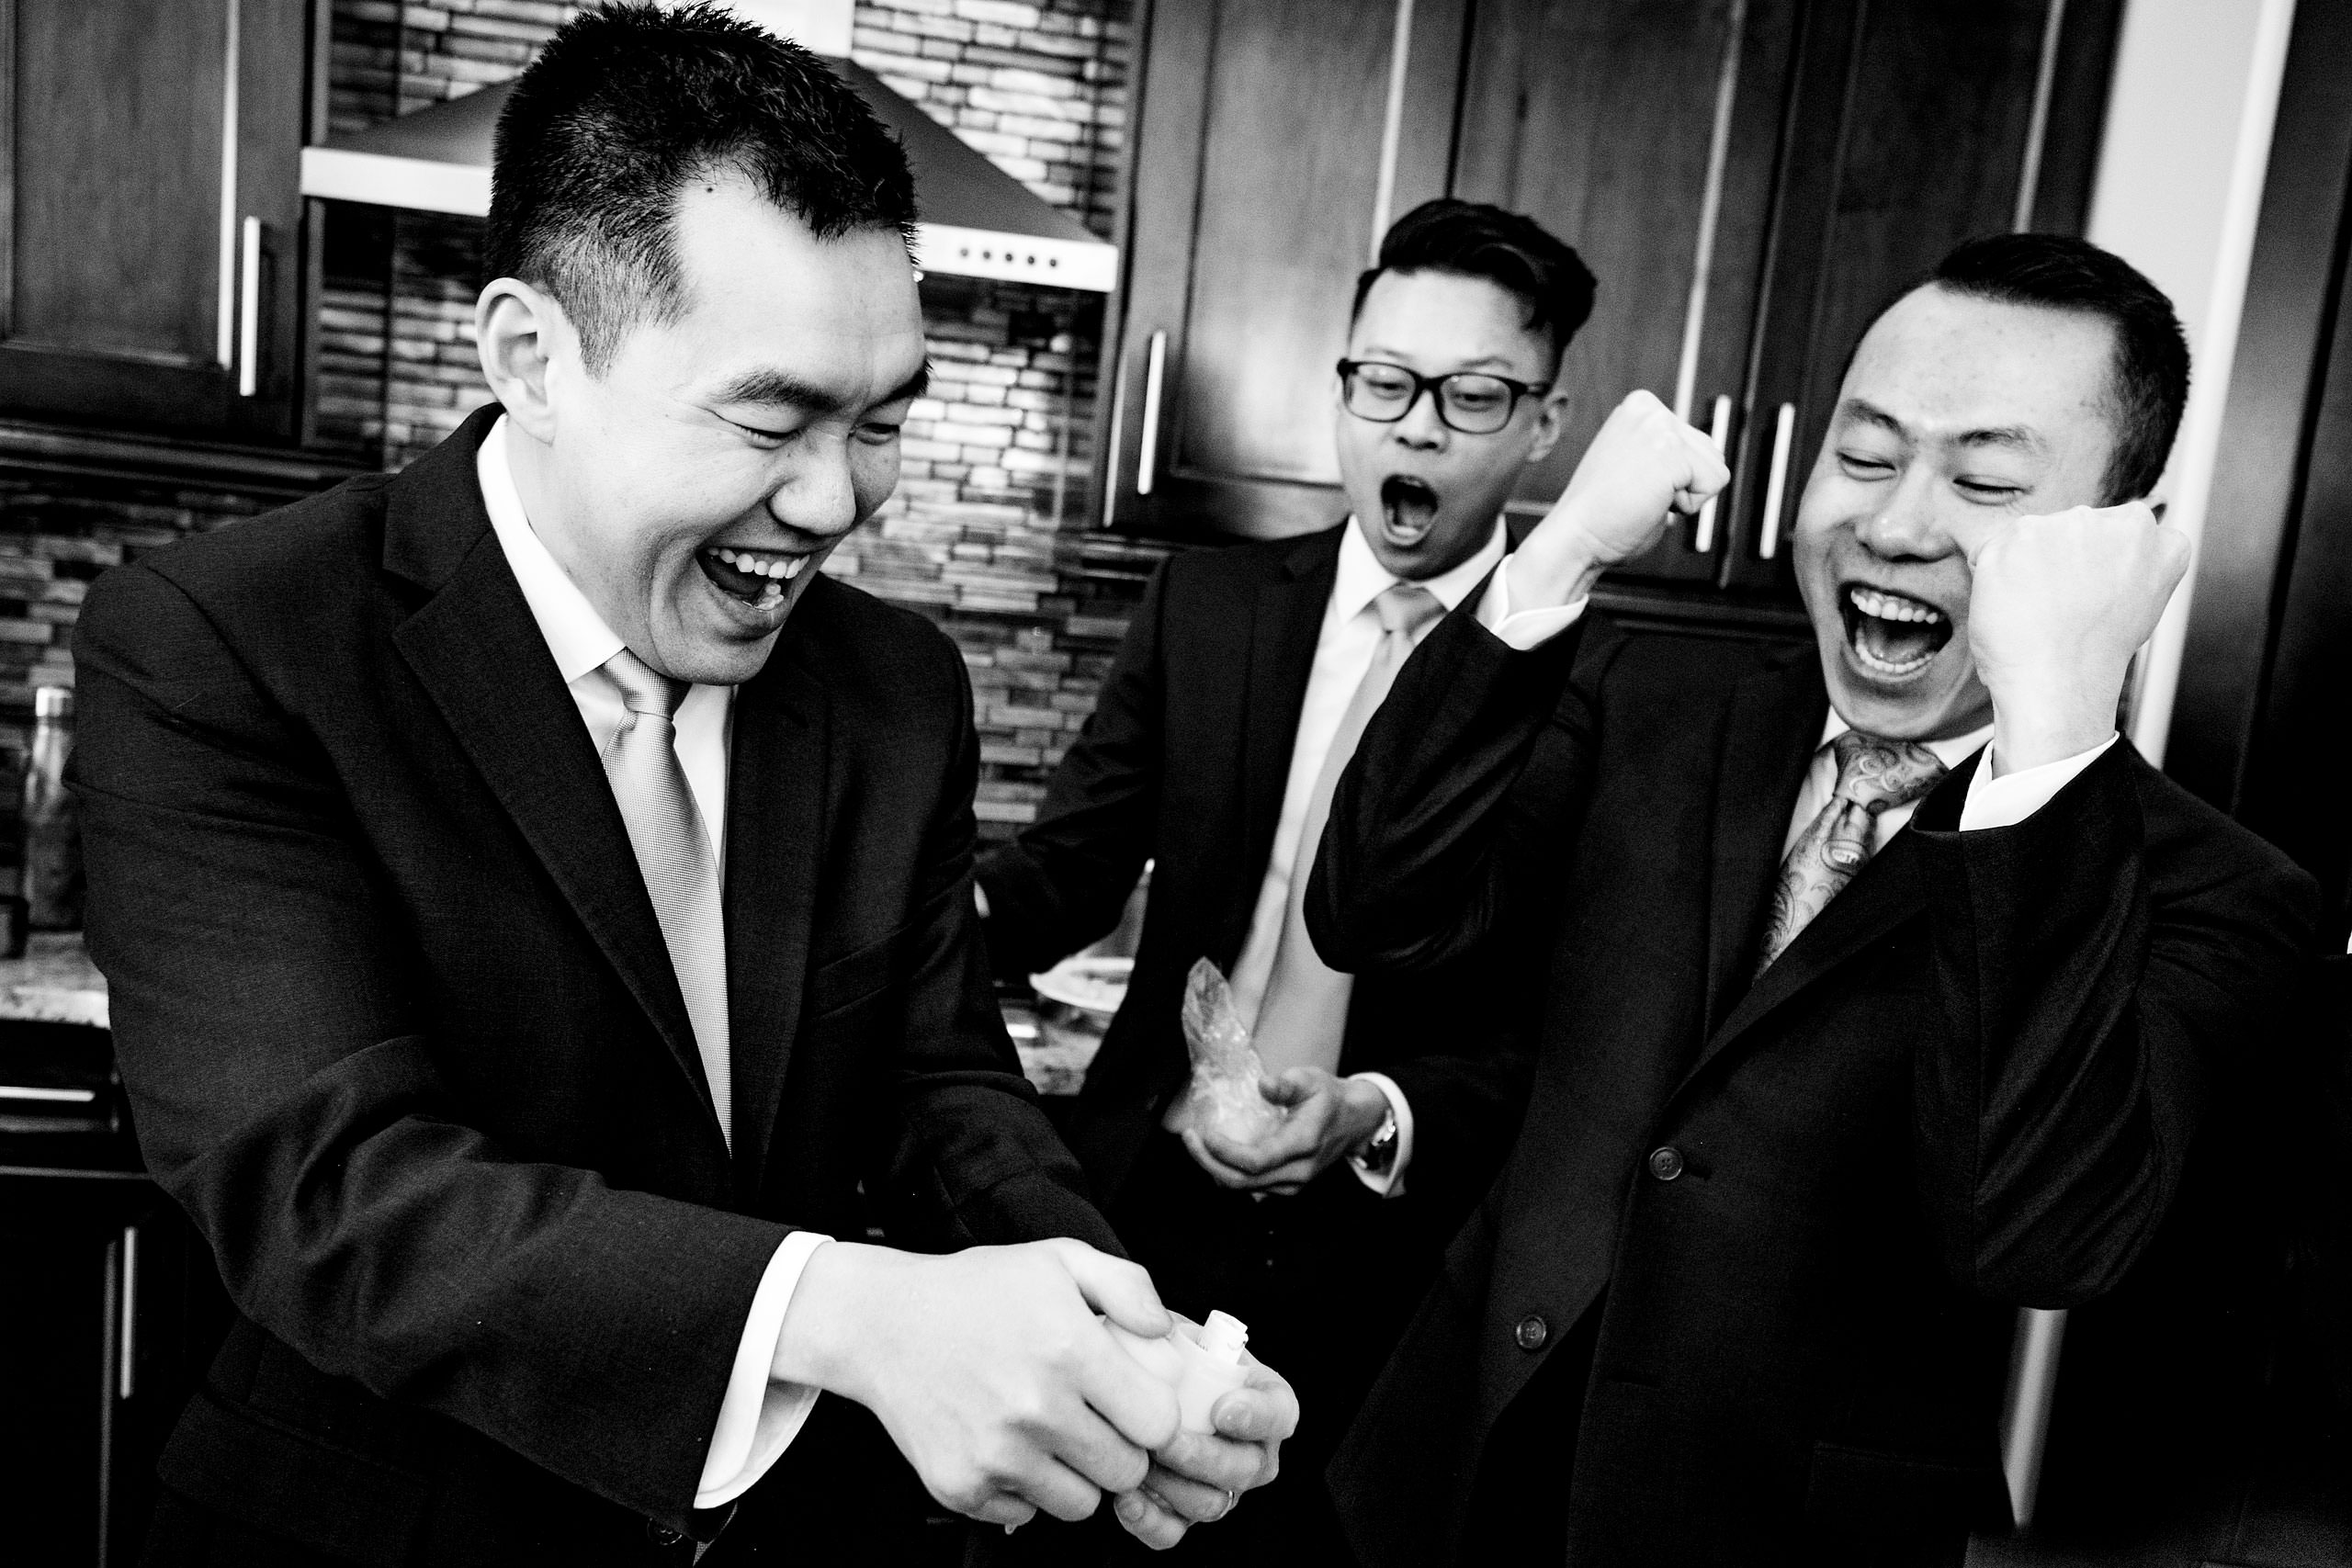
[1104,0,2123,626]
[0,0,317,443]
[3,1022,231,1568]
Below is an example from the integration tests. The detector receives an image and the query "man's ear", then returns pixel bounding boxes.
[474,277,572,445]
[1524,383,1573,468]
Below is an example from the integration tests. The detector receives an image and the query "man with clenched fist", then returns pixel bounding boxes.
[1306,233,2317,1565]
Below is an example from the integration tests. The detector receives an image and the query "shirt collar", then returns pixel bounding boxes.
[477,414,627,685]
[1333,513,1510,626]
[1818,707,1994,773]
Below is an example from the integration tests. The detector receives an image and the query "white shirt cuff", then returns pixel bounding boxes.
[1346,1071,1416,1198]
[695,1230,832,1508]
[1956,734,2119,832]
[1474,552,1589,649]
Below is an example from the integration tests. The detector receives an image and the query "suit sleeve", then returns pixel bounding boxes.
[1909,745,2319,1305]
[972,560,1169,979]
[869,626,1125,1258]
[1306,602,1595,976]
[69,562,787,1527]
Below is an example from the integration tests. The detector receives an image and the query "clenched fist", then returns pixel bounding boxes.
[1510,390,1730,610]
[1962,502,2189,773]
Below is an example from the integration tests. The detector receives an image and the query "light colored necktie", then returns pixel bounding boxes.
[1250,582,1446,1077]
[1755,728,1947,976]
[600,649,731,1148]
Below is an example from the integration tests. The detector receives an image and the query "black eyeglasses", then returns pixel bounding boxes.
[1336,359,1552,435]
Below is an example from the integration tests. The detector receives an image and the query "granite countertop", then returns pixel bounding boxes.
[0,931,107,1029]
[0,932,1091,1099]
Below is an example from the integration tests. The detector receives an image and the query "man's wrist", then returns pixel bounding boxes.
[1508,532,1608,613]
[1987,695,2120,776]
[1338,1077,1393,1155]
[772,1239,890,1398]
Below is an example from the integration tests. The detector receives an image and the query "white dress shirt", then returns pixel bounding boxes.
[477,416,824,1509]
[1344,550,2116,1189]
[1212,515,1509,1197]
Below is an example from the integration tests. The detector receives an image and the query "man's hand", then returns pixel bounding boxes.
[1111,1325,1300,1549]
[773,1238,1180,1532]
[1510,390,1731,610]
[1182,1067,1389,1196]
[1962,502,2188,773]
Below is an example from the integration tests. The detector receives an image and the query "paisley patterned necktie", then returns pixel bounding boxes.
[1755,729,1947,976]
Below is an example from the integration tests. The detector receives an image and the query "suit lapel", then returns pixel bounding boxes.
[722,635,829,1195]
[1225,527,1343,958]
[386,408,723,1153]
[1686,716,1985,1084]
[1701,653,1830,1036]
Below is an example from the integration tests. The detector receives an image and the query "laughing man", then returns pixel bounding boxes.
[1310,232,2318,1564]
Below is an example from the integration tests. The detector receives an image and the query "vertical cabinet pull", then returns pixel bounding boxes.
[119,1224,140,1400]
[1756,401,1795,559]
[1135,331,1168,496]
[1692,394,1733,552]
[237,217,264,398]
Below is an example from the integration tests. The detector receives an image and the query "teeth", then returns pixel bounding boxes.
[1847,585,1945,625]
[1851,637,1935,676]
[709,546,811,582]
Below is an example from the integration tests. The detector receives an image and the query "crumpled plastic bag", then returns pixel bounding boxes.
[1165,958,1288,1145]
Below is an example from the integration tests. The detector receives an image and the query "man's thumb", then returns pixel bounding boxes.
[1056,1240,1172,1338]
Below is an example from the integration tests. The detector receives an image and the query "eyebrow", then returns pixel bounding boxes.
[1839,398,2046,457]
[712,361,931,412]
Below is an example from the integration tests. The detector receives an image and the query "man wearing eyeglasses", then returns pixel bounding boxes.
[974,199,1593,1562]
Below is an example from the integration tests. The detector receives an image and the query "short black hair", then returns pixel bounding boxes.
[1351,199,1598,372]
[1916,233,2189,503]
[485,1,919,375]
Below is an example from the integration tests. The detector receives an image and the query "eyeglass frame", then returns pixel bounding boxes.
[1334,358,1555,435]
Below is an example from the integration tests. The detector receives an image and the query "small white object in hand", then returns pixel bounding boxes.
[1106,1309,1254,1433]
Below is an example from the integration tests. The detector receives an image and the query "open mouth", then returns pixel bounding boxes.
[1378,475,1441,547]
[1838,583,1952,679]
[697,544,813,607]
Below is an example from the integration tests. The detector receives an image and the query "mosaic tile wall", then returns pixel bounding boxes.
[318,0,1167,834]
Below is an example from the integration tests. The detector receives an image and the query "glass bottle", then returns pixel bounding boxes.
[22,684,81,930]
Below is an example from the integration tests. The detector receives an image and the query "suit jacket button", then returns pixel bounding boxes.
[1647,1145,1685,1181]
[1514,1314,1549,1351]
[647,1521,686,1547]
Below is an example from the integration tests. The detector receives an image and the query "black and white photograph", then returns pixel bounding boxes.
[2,1,2348,1564]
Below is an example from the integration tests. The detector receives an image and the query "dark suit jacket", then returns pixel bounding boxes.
[1307,608,2317,1566]
[71,407,1116,1566]
[974,525,1534,1224]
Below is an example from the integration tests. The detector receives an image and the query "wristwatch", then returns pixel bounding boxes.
[1354,1100,1401,1177]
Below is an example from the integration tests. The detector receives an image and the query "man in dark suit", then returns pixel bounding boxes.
[976,201,1593,1561]
[1308,233,2318,1565]
[70,9,1288,1565]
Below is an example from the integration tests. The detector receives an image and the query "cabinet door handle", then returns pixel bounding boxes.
[1135,331,1167,496]
[1692,394,1733,552]
[1757,401,1796,559]
[236,216,264,398]
[118,1224,140,1400]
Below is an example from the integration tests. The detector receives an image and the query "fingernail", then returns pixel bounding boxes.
[1115,1494,1144,1524]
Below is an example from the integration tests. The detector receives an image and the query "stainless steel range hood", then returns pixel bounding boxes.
[298,58,1118,293]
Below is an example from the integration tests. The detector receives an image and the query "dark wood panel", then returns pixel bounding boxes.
[1113,0,1471,537]
[2167,0,2352,823]
[1454,0,1801,588]
[2241,233,2352,932]
[1173,0,1392,490]
[9,0,230,368]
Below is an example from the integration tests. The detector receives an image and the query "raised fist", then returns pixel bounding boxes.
[1963,501,2189,773]
[1511,390,1730,609]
